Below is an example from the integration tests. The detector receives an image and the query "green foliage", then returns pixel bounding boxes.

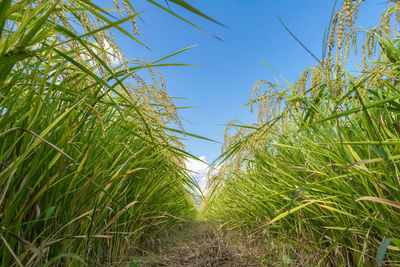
[204,2,400,266]
[0,0,216,265]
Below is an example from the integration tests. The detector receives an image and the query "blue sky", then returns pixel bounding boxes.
[107,0,386,179]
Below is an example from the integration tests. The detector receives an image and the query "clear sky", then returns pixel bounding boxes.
[107,0,387,189]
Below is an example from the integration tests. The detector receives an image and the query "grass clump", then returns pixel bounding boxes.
[203,1,400,266]
[0,0,208,265]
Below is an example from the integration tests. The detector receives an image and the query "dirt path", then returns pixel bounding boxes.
[133,221,262,267]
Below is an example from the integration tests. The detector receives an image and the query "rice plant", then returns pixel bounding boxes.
[0,0,217,265]
[203,1,400,265]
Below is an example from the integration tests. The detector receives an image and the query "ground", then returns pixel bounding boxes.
[133,221,263,267]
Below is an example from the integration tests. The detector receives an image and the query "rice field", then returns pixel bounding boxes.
[0,0,205,265]
[203,1,400,266]
[2,0,400,266]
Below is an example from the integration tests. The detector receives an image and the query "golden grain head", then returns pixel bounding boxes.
[122,1,139,35]
[113,0,124,17]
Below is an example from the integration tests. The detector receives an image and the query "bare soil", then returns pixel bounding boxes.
[133,221,263,267]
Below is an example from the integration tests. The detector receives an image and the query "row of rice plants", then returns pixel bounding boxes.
[203,2,400,266]
[0,0,207,265]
